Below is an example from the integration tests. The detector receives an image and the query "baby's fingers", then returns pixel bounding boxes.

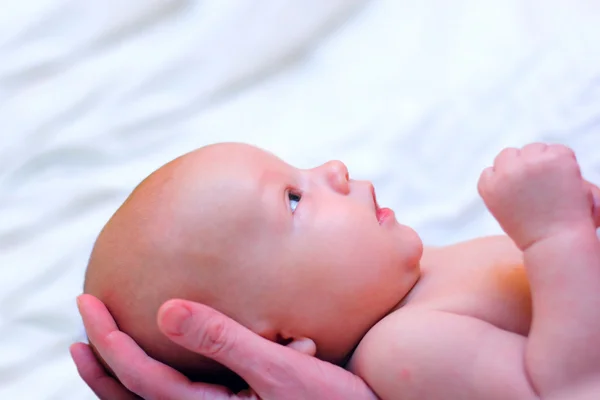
[477,166,495,197]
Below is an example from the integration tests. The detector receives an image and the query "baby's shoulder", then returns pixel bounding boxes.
[430,234,522,268]
[348,307,461,382]
[349,306,457,368]
[348,306,524,399]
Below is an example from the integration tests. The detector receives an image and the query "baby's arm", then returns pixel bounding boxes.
[522,222,600,395]
[351,144,599,400]
[478,144,600,397]
[351,308,538,400]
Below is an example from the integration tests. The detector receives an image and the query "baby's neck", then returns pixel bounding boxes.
[388,245,441,313]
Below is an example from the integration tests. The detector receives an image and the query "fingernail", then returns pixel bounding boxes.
[161,304,192,336]
[76,295,82,309]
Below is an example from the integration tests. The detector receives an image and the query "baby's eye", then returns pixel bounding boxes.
[288,191,301,213]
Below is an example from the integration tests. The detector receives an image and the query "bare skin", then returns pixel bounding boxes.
[83,142,421,381]
[78,142,600,399]
[350,143,600,399]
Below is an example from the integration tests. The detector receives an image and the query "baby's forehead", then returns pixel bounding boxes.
[207,147,293,187]
[171,143,295,218]
[212,158,292,219]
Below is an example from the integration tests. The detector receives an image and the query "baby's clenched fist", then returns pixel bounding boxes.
[478,143,592,250]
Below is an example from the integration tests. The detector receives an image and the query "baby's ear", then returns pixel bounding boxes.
[285,337,317,356]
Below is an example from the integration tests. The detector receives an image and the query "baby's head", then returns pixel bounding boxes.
[84,142,422,382]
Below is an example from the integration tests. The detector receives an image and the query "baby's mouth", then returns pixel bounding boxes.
[376,207,394,225]
[371,184,394,225]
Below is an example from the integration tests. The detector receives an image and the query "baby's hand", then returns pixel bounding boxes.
[478,143,593,250]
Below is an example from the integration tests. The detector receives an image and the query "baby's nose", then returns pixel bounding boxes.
[322,160,349,194]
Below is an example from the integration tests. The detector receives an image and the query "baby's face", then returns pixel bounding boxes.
[202,144,423,363]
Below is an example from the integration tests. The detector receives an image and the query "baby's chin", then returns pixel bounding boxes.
[395,226,424,273]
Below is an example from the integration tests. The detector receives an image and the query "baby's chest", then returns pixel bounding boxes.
[429,260,533,335]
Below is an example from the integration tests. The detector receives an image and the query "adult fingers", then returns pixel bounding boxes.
[157,299,378,400]
[78,294,236,400]
[101,329,236,400]
[70,342,139,400]
[158,299,289,393]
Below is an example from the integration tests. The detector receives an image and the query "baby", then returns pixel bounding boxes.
[84,142,600,399]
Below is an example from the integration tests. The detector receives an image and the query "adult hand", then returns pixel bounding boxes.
[71,294,378,400]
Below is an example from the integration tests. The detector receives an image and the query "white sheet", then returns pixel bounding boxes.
[1,1,599,398]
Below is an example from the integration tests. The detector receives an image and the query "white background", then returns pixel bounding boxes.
[1,1,599,398]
